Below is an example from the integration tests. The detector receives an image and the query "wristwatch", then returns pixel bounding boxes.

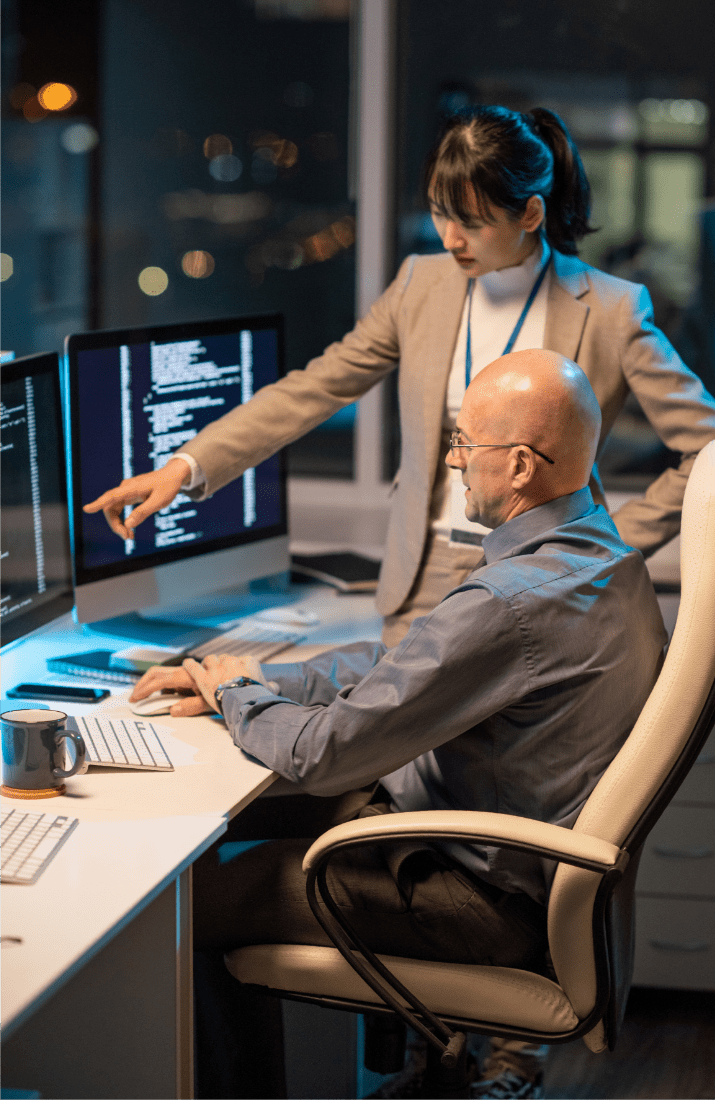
[214,676,262,715]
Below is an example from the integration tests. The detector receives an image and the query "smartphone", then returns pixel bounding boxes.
[6,683,110,704]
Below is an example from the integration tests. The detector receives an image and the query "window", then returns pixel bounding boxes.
[2,0,357,479]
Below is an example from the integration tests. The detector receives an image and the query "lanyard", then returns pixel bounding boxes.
[465,250,551,388]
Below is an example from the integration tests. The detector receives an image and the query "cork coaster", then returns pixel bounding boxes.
[1,784,66,799]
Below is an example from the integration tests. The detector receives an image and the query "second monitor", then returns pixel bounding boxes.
[67,314,289,627]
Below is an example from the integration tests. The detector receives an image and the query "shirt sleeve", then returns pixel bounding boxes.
[220,586,528,795]
[176,258,416,497]
[173,451,209,498]
[260,640,387,705]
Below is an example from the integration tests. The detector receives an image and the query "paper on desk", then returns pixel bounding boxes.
[145,722,199,767]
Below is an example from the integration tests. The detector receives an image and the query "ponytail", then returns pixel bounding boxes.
[426,104,597,255]
[526,108,596,255]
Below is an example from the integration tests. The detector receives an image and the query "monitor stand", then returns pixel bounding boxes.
[80,576,298,649]
[82,613,220,650]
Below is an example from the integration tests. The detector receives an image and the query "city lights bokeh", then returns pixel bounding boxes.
[203,134,233,158]
[38,83,78,111]
[138,266,169,295]
[181,251,215,278]
[61,123,99,154]
[208,154,242,182]
[163,189,271,224]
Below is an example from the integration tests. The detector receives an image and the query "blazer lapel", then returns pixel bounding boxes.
[419,264,468,470]
[544,252,591,362]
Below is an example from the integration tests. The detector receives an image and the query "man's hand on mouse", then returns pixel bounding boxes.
[182,654,276,714]
[129,654,276,717]
[129,664,207,717]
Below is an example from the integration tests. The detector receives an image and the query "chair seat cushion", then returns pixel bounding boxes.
[225,944,580,1034]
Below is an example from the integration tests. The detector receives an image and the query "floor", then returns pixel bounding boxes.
[543,987,715,1099]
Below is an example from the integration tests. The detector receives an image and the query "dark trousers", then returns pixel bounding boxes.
[193,789,548,1098]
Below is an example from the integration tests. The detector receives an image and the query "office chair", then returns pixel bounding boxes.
[226,440,715,1089]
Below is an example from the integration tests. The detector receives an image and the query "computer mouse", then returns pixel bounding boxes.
[130,693,189,716]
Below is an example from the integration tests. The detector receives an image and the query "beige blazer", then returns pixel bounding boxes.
[182,250,715,616]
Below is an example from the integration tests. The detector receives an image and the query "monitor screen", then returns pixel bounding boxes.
[1,352,74,646]
[66,314,289,624]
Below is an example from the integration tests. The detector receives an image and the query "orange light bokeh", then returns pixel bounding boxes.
[302,216,356,264]
[203,134,233,159]
[181,251,215,279]
[250,131,298,168]
[248,213,355,283]
[38,83,78,111]
[330,215,355,248]
[251,130,281,149]
[303,230,339,264]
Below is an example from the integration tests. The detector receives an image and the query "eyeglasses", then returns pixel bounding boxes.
[448,431,555,465]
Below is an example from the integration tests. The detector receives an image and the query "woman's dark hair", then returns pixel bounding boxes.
[424,104,596,255]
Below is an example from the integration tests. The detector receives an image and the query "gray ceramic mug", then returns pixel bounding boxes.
[1,709,86,798]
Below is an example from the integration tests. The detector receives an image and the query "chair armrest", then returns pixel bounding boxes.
[302,810,625,876]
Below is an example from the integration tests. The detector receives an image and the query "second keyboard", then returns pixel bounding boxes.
[71,715,174,770]
[167,619,307,665]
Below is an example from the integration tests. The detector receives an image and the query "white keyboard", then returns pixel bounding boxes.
[2,808,79,885]
[185,620,306,663]
[73,715,174,771]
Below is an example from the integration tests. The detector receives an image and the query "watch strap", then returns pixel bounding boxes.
[214,676,262,715]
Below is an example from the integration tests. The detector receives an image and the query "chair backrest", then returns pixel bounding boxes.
[547,441,715,1046]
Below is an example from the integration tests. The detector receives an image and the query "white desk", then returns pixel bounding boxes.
[1,588,382,1099]
[2,816,225,1099]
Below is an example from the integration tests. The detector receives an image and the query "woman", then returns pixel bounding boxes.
[86,104,715,647]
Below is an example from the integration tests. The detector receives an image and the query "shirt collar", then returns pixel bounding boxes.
[479,235,551,302]
[481,487,596,565]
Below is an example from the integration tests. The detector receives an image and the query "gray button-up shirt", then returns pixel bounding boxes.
[223,488,666,902]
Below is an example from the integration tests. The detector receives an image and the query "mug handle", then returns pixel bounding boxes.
[53,729,87,779]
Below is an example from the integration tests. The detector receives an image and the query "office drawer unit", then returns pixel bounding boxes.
[636,806,715,896]
[633,898,715,988]
[634,730,715,989]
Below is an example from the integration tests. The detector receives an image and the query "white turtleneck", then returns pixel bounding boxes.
[432,236,551,541]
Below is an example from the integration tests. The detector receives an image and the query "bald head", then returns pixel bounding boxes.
[449,350,601,528]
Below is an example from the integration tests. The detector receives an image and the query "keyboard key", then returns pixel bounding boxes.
[2,809,79,885]
[188,620,305,663]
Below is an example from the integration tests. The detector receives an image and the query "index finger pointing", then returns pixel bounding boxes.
[83,487,147,514]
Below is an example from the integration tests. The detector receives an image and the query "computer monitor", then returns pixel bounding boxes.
[1,352,74,647]
[66,314,289,629]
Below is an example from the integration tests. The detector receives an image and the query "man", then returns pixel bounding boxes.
[132,350,667,1098]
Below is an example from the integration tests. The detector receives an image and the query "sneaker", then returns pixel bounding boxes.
[471,1069,544,1099]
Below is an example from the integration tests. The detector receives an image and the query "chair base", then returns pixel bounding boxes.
[423,1039,471,1099]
